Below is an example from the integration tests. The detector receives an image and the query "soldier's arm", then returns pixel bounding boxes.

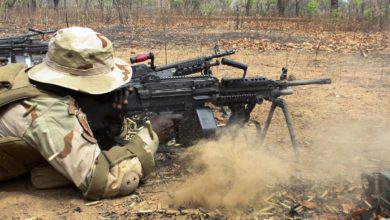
[16,96,158,199]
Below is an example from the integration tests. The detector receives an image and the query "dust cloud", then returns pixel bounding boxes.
[169,121,390,209]
[170,125,293,208]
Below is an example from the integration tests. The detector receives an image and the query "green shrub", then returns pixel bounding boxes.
[305,0,318,16]
[200,2,217,16]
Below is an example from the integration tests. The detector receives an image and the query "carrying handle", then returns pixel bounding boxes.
[221,58,248,78]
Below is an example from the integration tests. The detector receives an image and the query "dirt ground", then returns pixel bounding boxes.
[0,23,389,219]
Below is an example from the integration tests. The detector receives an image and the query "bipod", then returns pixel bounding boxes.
[260,98,300,161]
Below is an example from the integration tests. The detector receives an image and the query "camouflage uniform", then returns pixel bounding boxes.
[0,27,158,200]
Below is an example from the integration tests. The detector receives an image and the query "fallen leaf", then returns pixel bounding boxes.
[302,201,318,209]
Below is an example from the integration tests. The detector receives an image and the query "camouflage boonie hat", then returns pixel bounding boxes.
[28,27,132,94]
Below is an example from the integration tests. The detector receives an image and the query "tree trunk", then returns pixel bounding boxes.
[245,0,252,16]
[128,0,133,10]
[380,0,390,30]
[5,0,18,9]
[29,0,37,11]
[221,0,228,13]
[235,4,241,30]
[113,0,124,25]
[97,0,104,22]
[295,0,300,16]
[255,0,261,15]
[53,0,59,9]
[330,0,338,10]
[83,0,89,21]
[64,0,69,27]
[278,0,287,16]
[360,0,365,17]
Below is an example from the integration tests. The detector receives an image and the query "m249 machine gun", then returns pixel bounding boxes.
[0,28,55,67]
[65,49,331,158]
[130,49,235,77]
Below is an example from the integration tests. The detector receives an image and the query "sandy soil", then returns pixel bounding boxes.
[0,28,389,219]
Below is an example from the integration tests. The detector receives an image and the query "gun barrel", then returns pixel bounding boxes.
[154,60,186,72]
[0,43,49,55]
[286,78,332,87]
[210,49,235,59]
[0,42,48,48]
[0,29,55,42]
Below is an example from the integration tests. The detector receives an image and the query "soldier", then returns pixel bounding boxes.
[0,27,181,200]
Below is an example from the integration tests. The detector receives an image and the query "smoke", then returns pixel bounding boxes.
[169,120,390,209]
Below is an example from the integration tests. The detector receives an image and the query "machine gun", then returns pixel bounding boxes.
[64,52,331,157]
[0,28,55,67]
[130,49,235,78]
[123,71,329,158]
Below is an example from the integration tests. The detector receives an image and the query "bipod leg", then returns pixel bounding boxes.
[260,101,277,146]
[277,99,300,161]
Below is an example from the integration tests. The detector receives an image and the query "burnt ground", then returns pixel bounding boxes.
[97,25,312,49]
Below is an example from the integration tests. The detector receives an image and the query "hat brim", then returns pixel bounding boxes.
[28,58,132,95]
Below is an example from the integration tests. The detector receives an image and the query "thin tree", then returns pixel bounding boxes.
[295,0,300,16]
[29,0,37,12]
[278,0,288,16]
[330,0,338,11]
[5,0,18,9]
[53,0,60,9]
[97,0,104,22]
[83,0,89,21]
[235,2,241,30]
[113,0,124,25]
[245,0,254,16]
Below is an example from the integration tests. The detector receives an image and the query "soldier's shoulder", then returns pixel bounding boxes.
[22,95,78,124]
[26,95,76,111]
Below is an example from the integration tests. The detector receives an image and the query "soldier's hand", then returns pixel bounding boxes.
[112,87,134,109]
[150,112,183,143]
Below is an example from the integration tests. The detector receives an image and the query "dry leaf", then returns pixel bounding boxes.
[302,201,318,209]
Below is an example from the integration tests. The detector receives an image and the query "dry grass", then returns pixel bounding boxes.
[0,14,389,218]
[0,45,387,220]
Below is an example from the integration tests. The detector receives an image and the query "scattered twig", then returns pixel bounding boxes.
[85,201,103,206]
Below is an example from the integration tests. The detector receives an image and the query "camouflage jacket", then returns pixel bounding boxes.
[0,95,158,199]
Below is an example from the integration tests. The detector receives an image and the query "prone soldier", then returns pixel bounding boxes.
[0,27,181,200]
